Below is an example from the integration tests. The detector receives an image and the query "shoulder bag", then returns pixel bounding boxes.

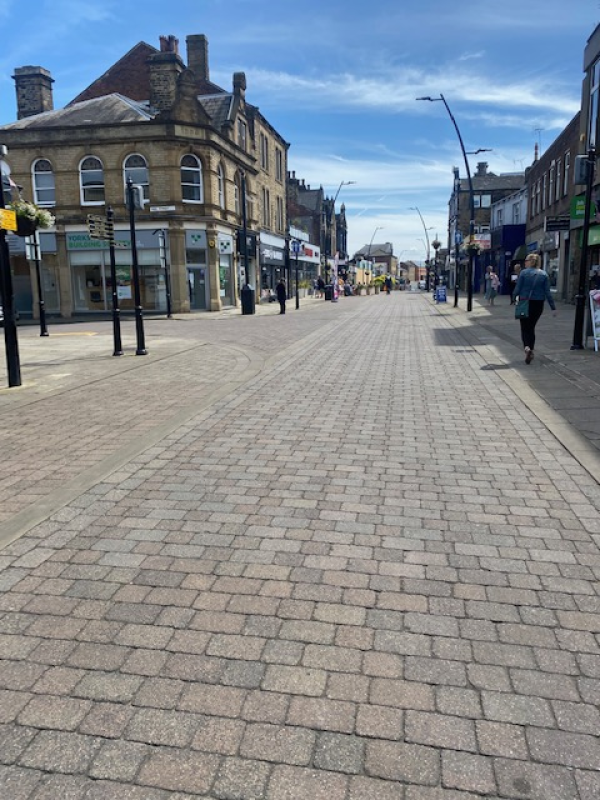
[514,272,540,319]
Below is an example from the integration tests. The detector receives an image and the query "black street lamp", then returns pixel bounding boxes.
[416,95,490,311]
[154,228,172,318]
[0,145,21,387]
[28,232,48,337]
[126,178,147,356]
[239,170,255,315]
[571,147,596,349]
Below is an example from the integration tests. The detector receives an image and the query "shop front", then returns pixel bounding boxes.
[259,233,286,298]
[7,231,60,317]
[541,231,561,293]
[67,229,167,314]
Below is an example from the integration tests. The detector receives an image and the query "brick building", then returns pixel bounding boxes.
[1,34,288,316]
[448,162,524,292]
[525,113,580,302]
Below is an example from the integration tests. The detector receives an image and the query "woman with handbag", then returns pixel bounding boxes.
[513,253,557,363]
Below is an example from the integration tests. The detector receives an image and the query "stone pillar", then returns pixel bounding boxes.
[168,225,190,313]
[206,227,222,312]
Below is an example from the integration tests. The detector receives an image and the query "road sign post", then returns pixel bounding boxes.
[25,231,48,337]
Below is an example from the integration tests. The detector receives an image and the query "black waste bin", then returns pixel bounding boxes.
[324,284,333,301]
[241,284,255,315]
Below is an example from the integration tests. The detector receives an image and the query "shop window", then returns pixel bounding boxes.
[181,154,203,202]
[123,154,149,204]
[32,159,55,206]
[80,156,105,205]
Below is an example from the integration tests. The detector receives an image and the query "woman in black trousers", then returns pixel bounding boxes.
[512,253,557,363]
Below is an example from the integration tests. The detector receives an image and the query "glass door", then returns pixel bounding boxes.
[188,267,207,310]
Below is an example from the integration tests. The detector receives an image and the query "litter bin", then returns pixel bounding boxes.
[324,284,333,301]
[241,284,255,315]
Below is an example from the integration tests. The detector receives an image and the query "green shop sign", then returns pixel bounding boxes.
[67,233,133,250]
[571,194,597,220]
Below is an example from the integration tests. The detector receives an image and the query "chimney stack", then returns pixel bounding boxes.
[534,142,539,162]
[476,162,488,176]
[148,43,185,112]
[13,66,54,119]
[186,35,209,81]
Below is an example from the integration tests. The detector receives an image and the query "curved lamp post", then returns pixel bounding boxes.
[324,180,356,285]
[416,95,490,311]
[367,226,383,282]
[410,207,433,289]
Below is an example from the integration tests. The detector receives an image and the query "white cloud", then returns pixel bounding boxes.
[235,61,579,123]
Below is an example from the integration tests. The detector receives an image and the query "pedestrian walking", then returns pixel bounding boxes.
[317,276,325,299]
[488,269,500,305]
[513,253,557,364]
[276,278,287,314]
[384,275,392,294]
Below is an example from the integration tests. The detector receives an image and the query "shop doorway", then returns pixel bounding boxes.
[188,267,208,310]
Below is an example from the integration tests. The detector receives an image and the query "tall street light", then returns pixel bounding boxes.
[367,226,383,281]
[324,180,356,285]
[409,207,433,289]
[0,145,21,387]
[416,95,490,311]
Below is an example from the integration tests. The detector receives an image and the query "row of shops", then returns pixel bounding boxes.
[6,222,323,317]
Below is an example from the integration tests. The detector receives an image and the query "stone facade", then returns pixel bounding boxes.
[1,34,288,318]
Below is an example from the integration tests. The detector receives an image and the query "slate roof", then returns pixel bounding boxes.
[459,172,525,193]
[354,242,393,257]
[197,94,234,128]
[0,94,153,130]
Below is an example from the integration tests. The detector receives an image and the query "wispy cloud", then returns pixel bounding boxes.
[230,61,579,126]
[458,51,485,62]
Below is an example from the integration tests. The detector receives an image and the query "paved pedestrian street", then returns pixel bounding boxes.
[0,292,599,799]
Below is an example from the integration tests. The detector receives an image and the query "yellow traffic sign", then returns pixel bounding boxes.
[0,208,17,232]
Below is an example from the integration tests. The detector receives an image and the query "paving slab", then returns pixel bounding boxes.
[0,291,599,798]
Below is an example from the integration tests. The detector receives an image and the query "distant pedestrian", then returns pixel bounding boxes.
[513,253,557,364]
[488,269,500,305]
[276,278,287,314]
[384,275,392,294]
[317,276,325,299]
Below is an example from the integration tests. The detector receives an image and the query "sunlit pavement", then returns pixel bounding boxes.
[0,291,599,799]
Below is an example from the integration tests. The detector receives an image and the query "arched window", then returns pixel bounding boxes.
[181,155,203,202]
[217,163,225,209]
[123,154,149,204]
[80,156,105,205]
[32,159,55,206]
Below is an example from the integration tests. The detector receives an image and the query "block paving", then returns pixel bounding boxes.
[0,292,599,798]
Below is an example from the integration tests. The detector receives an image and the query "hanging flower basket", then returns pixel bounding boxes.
[15,216,37,237]
[8,199,55,237]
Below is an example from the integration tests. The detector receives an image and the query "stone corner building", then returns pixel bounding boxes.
[1,34,288,316]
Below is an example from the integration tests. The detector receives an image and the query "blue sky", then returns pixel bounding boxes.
[0,0,596,261]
